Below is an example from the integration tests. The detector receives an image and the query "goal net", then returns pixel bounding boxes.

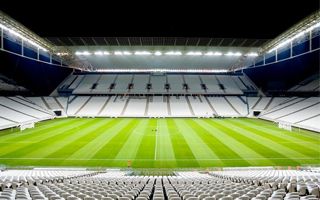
[278,121,292,131]
[20,122,35,131]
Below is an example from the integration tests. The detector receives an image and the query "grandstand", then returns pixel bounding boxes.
[0,6,319,199]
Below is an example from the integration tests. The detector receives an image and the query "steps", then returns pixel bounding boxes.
[97,96,111,116]
[204,96,217,115]
[54,97,64,109]
[145,96,150,116]
[74,97,92,115]
[41,97,51,110]
[224,97,241,115]
[251,96,262,109]
[120,97,130,116]
[166,96,172,116]
[186,96,195,116]
[264,97,274,110]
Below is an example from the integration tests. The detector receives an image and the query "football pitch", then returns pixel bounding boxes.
[0,118,319,168]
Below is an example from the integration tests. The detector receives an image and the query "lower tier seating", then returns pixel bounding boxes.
[0,169,319,200]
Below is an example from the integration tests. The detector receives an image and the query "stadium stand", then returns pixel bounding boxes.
[0,8,320,190]
[147,96,168,117]
[124,97,147,117]
[0,169,319,199]
[0,96,55,129]
[0,74,28,95]
[66,73,256,95]
[289,75,320,92]
[260,97,320,131]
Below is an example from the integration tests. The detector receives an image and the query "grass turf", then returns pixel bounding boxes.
[0,118,319,168]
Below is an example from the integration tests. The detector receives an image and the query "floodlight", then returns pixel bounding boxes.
[246,52,258,57]
[154,51,162,56]
[135,51,152,55]
[186,51,202,56]
[165,51,182,55]
[123,51,132,55]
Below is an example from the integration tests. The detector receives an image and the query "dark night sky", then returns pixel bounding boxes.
[1,1,319,38]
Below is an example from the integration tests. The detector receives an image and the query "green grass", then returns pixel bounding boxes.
[0,118,319,168]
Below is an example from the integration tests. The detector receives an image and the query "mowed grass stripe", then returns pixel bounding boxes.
[208,119,289,165]
[224,119,319,160]
[44,118,115,159]
[241,118,320,146]
[26,118,112,166]
[156,119,177,168]
[0,119,99,160]
[176,119,224,167]
[115,119,149,159]
[167,119,199,167]
[199,119,273,166]
[0,118,78,143]
[0,117,318,168]
[0,118,84,157]
[134,119,157,168]
[93,119,140,159]
[189,119,249,166]
[0,118,67,138]
[218,120,308,165]
[66,119,128,160]
[229,119,320,157]
[135,119,156,159]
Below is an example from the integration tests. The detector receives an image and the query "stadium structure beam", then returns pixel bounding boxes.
[0,10,52,51]
[0,10,91,71]
[260,11,320,53]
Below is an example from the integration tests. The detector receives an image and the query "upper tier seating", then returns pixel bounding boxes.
[64,73,257,95]
[289,75,320,92]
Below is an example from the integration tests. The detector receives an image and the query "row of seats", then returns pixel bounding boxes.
[0,169,319,200]
[60,74,256,95]
[0,96,55,130]
[64,96,248,117]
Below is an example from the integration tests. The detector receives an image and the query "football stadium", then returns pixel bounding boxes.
[0,3,319,200]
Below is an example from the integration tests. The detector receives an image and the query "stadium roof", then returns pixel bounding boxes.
[44,37,269,47]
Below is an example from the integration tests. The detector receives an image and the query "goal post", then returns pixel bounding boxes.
[20,121,35,131]
[278,121,292,131]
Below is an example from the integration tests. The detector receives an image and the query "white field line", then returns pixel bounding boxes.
[154,120,159,160]
[0,157,316,161]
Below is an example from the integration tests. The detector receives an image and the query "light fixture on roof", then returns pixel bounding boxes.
[154,51,162,56]
[134,51,151,55]
[94,51,103,55]
[246,52,258,57]
[123,51,132,55]
[186,51,202,56]
[205,51,222,56]
[165,51,182,56]
[0,23,48,52]
[225,52,242,56]
[204,51,223,56]
[75,51,91,55]
[56,52,69,56]
[268,21,320,53]
[94,68,229,73]
[114,51,123,55]
[103,51,110,55]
